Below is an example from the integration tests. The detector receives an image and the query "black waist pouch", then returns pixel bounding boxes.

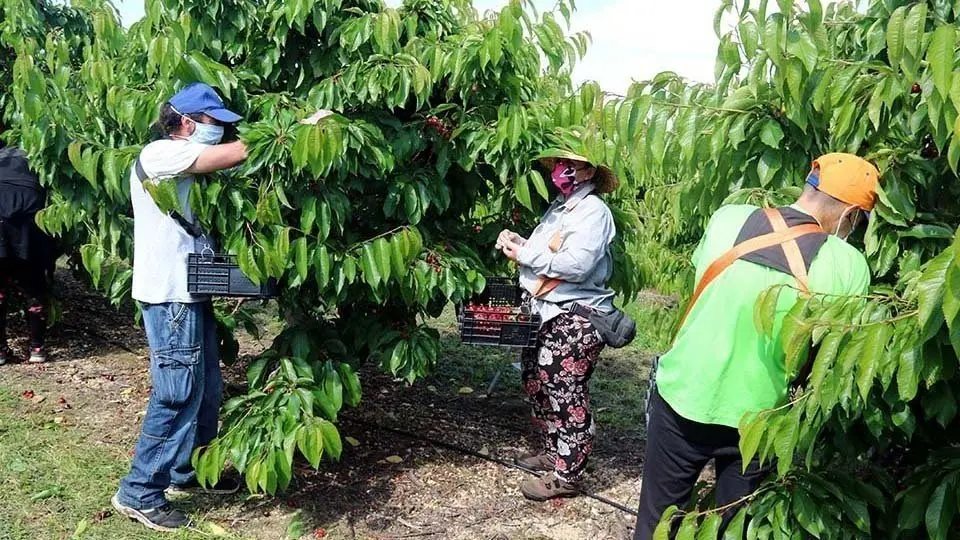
[570,303,637,349]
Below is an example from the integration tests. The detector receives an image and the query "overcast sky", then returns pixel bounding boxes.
[114,0,720,92]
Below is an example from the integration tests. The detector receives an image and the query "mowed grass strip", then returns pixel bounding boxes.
[0,388,228,540]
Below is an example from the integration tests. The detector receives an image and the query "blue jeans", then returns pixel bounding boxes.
[117,301,222,509]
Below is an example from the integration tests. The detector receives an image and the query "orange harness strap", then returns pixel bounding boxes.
[676,210,823,331]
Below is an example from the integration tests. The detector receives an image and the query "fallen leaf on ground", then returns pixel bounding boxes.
[71,518,90,539]
[200,522,229,536]
[385,455,404,464]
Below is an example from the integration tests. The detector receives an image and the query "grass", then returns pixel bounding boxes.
[0,296,675,540]
[0,389,234,540]
[427,299,673,434]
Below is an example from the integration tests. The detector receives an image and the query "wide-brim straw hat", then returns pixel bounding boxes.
[536,149,620,194]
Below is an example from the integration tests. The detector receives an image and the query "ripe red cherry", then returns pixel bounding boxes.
[911,82,921,94]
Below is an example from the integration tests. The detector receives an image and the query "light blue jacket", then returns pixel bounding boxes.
[517,182,616,323]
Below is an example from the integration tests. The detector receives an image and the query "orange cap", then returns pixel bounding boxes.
[806,153,880,211]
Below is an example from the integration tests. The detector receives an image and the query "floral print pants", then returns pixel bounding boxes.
[521,312,605,483]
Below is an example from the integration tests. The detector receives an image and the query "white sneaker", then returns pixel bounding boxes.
[28,347,47,363]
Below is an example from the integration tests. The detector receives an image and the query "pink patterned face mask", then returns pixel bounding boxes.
[551,162,578,195]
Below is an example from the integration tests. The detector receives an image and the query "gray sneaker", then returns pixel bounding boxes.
[111,494,192,532]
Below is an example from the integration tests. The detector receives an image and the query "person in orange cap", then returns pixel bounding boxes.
[633,153,879,539]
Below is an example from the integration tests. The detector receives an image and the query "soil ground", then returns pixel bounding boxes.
[0,272,674,540]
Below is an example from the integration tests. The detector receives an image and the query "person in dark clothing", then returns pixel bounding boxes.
[0,146,54,364]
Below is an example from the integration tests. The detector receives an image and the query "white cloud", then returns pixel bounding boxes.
[115,0,721,92]
[570,0,719,92]
[386,0,721,93]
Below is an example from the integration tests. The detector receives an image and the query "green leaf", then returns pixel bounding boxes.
[317,201,331,242]
[529,170,550,201]
[293,237,309,283]
[739,20,759,58]
[696,514,722,540]
[786,28,818,72]
[928,25,956,98]
[773,409,799,477]
[759,120,784,148]
[296,424,323,468]
[738,412,767,467]
[361,243,381,288]
[319,421,342,460]
[300,196,317,234]
[898,345,920,402]
[676,512,697,540]
[857,323,891,399]
[653,506,680,540]
[722,508,747,540]
[754,285,783,337]
[374,237,392,284]
[515,173,533,211]
[868,79,886,129]
[389,234,407,277]
[903,3,927,60]
[142,180,182,215]
[757,150,781,187]
[925,478,956,540]
[899,224,955,240]
[917,250,952,341]
[763,15,783,65]
[314,246,331,291]
[886,6,907,66]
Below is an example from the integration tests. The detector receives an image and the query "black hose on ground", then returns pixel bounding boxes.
[347,418,640,517]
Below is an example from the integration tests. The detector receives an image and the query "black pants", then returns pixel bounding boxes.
[0,258,47,349]
[634,390,768,540]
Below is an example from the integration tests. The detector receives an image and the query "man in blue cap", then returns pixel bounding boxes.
[112,83,248,532]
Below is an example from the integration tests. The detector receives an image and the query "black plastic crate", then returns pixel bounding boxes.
[187,253,277,298]
[457,277,541,349]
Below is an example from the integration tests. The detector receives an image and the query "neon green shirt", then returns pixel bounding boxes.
[655,205,871,428]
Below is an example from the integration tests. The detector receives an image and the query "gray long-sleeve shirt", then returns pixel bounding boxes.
[517,183,616,323]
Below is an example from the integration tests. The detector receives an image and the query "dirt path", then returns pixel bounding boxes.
[0,273,649,540]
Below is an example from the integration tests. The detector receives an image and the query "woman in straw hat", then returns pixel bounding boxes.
[497,150,619,501]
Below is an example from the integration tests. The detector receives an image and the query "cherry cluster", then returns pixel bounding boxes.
[424,116,452,140]
[464,302,531,334]
[921,134,939,159]
[425,253,442,273]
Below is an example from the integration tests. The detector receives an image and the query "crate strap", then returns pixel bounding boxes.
[531,194,593,299]
[532,230,564,298]
[134,159,204,238]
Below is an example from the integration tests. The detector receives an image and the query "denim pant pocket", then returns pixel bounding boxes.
[150,345,200,410]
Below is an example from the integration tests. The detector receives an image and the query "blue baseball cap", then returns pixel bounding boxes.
[168,83,242,123]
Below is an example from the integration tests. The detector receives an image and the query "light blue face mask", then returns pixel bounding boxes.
[170,104,224,145]
[188,121,224,145]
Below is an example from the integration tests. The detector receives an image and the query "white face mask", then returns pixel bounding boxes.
[187,121,224,145]
[835,206,860,241]
[170,105,224,145]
